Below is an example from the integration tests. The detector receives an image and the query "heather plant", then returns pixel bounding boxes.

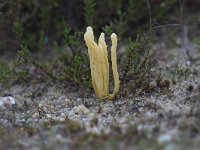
[0,0,178,52]
[0,0,186,93]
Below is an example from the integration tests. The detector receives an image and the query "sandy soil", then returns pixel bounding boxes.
[0,46,200,150]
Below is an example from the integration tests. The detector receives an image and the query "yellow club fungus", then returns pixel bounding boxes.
[84,26,120,100]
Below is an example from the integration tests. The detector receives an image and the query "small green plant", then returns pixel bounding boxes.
[1,26,92,90]
[121,35,152,93]
[56,27,92,89]
[63,27,82,51]
[17,44,58,82]
[65,116,84,134]
[0,51,23,83]
[102,25,113,36]
[12,20,24,42]
[167,62,192,84]
[0,62,10,83]
[84,0,96,26]
[193,37,200,47]
[64,54,92,90]
[122,35,151,81]
[112,10,127,38]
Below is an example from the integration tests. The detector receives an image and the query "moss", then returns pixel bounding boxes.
[23,125,37,137]
[65,116,84,134]
[0,127,6,137]
[156,74,170,90]
[98,104,103,113]
[89,117,98,127]
[42,121,51,129]
[71,133,112,150]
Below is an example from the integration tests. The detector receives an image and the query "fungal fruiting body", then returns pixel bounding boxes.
[84,26,120,100]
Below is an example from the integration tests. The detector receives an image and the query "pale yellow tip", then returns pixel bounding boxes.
[111,33,117,39]
[86,26,93,32]
[100,33,105,38]
[84,29,94,42]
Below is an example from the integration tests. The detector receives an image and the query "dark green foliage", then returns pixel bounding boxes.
[0,60,23,83]
[67,55,92,89]
[166,63,193,84]
[59,53,92,90]
[122,35,151,81]
[0,24,92,90]
[112,10,127,38]
[18,44,30,59]
[84,0,95,26]
[0,0,80,51]
[0,0,182,52]
[152,0,177,20]
[121,35,152,94]
[57,27,92,89]
[65,116,84,134]
[63,27,82,57]
[156,74,170,90]
[102,25,113,36]
[0,45,25,83]
[1,0,192,94]
[16,44,58,83]
[0,62,9,83]
[12,21,24,41]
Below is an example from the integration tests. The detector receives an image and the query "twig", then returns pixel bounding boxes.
[152,23,180,30]
[146,0,152,35]
[0,56,22,82]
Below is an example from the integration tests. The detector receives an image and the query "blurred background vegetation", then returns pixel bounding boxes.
[0,0,199,52]
[0,0,200,94]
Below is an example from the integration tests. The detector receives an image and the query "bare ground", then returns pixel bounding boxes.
[0,46,200,150]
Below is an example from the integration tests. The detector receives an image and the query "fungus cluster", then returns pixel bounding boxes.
[84,26,120,100]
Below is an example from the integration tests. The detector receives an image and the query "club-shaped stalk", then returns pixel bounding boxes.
[84,26,120,100]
